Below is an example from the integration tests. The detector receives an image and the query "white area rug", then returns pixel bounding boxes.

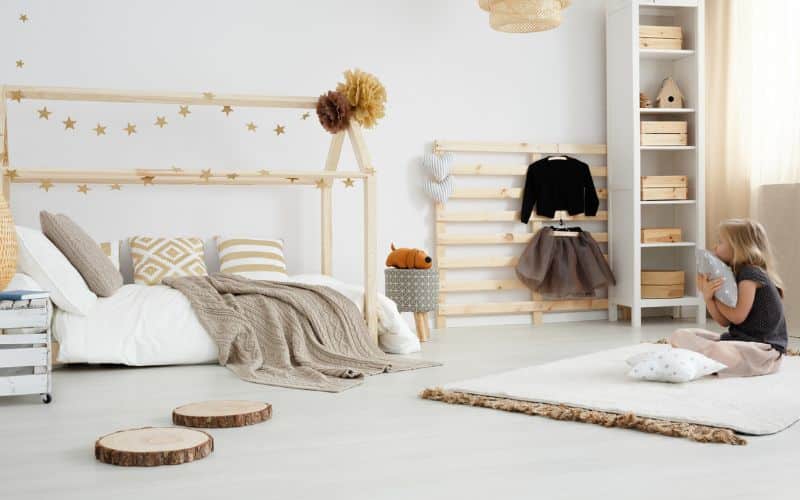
[438,343,800,437]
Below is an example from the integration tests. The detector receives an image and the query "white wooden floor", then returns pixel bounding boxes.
[1,320,797,500]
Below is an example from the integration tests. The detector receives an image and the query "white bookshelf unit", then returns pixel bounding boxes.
[606,0,706,327]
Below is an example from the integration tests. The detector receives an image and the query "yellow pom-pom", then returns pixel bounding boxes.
[336,69,387,129]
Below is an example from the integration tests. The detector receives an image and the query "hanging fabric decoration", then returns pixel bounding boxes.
[335,69,387,129]
[421,153,455,203]
[316,90,351,133]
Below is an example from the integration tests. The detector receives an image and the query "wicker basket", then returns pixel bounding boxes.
[0,194,17,290]
[487,0,570,33]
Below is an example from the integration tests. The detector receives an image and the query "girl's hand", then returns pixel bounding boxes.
[697,273,723,302]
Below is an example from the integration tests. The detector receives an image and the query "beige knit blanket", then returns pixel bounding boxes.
[164,273,438,392]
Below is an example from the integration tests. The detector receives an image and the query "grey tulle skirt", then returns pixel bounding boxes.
[515,227,615,298]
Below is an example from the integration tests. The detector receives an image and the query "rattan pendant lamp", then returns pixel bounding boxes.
[478,0,571,33]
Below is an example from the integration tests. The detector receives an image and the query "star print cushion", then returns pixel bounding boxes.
[627,348,727,383]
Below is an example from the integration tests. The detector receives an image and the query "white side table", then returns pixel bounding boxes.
[0,296,53,404]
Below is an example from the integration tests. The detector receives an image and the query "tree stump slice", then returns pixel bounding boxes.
[95,427,213,467]
[172,400,272,428]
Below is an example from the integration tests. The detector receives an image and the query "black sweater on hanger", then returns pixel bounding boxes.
[520,156,600,222]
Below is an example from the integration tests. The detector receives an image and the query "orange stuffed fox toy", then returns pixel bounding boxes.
[385,244,433,269]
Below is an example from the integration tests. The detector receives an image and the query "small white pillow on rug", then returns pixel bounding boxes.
[215,236,288,281]
[627,348,727,383]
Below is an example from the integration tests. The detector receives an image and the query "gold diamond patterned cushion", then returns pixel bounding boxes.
[129,236,207,285]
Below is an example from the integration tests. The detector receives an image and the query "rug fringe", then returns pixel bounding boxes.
[420,387,747,446]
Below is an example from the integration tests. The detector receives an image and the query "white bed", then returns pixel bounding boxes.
[45,273,422,365]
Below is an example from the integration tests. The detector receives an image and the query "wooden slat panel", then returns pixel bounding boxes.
[440,279,526,292]
[438,256,519,269]
[434,141,607,155]
[450,187,608,200]
[436,210,608,223]
[438,232,608,245]
[438,298,608,316]
[450,164,607,177]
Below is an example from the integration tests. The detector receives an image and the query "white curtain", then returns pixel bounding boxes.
[705,0,800,242]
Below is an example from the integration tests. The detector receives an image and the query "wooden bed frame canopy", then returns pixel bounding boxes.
[0,84,379,342]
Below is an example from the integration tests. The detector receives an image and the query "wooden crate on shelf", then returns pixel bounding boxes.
[639,25,683,50]
[641,175,688,200]
[640,121,687,146]
[642,270,685,299]
[641,227,682,243]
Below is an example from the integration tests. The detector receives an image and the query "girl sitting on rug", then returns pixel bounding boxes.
[670,219,788,377]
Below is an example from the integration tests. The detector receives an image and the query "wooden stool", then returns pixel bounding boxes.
[384,268,439,342]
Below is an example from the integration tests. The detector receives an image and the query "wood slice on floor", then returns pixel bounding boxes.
[172,400,272,428]
[95,427,213,467]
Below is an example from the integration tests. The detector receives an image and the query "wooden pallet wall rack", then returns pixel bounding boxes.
[432,140,610,328]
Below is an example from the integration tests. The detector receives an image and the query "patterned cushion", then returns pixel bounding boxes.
[98,241,120,270]
[129,236,207,285]
[215,236,288,281]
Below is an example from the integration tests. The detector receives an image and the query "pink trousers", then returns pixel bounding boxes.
[669,328,782,377]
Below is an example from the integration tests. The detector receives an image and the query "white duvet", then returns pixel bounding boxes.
[52,274,421,366]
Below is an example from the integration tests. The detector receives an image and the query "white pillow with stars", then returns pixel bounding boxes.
[627,348,727,383]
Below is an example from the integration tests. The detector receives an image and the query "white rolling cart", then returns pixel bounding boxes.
[0,295,53,403]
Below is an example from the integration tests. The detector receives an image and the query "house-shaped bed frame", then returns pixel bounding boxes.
[0,85,379,342]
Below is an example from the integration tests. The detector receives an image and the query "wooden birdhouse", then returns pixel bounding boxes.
[656,77,684,108]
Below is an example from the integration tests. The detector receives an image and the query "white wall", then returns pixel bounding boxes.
[2,0,607,326]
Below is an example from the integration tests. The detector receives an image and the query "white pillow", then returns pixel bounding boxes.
[627,348,727,383]
[696,249,738,307]
[15,226,97,315]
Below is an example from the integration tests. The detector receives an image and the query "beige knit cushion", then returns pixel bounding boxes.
[215,236,288,281]
[98,241,120,270]
[129,236,207,285]
[39,211,123,297]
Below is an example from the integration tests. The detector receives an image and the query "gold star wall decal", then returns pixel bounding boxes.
[154,116,168,128]
[226,173,239,180]
[301,112,310,120]
[343,178,355,188]
[246,122,257,132]
[19,14,29,23]
[5,169,18,180]
[314,178,326,189]
[63,117,77,130]
[141,175,155,185]
[178,105,191,117]
[203,92,215,100]
[200,169,212,181]
[287,177,299,183]
[110,183,122,190]
[39,180,54,192]
[15,60,24,69]
[93,123,107,136]
[37,107,52,119]
[10,90,23,102]
[77,184,90,194]
[221,105,233,116]
[258,169,270,176]
[273,124,286,135]
[124,123,137,135]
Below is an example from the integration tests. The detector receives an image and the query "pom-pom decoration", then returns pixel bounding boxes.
[336,69,387,129]
[316,90,352,134]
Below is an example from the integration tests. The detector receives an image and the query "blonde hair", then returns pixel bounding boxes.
[718,218,783,294]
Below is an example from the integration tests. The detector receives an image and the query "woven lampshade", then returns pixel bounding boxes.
[485,0,571,33]
[0,193,17,290]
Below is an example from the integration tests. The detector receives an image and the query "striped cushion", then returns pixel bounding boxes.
[216,236,287,281]
[129,236,207,285]
[98,241,120,270]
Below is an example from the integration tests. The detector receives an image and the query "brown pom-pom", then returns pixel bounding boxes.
[316,91,351,134]
[336,69,387,129]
